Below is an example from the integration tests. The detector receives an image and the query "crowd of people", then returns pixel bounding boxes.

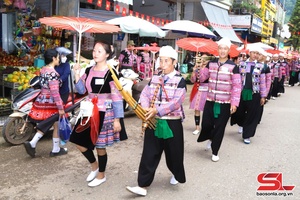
[21,37,299,196]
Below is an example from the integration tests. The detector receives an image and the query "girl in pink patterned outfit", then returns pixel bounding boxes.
[24,49,66,158]
[137,44,152,79]
[71,41,124,188]
[189,54,210,135]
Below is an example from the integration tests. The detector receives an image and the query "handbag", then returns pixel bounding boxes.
[59,115,72,142]
[75,99,94,133]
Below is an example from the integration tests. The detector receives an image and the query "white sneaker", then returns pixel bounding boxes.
[244,138,251,144]
[88,176,106,187]
[271,96,276,100]
[238,126,243,134]
[192,130,200,135]
[170,175,178,185]
[126,186,147,196]
[212,154,219,162]
[86,168,99,182]
[205,140,212,151]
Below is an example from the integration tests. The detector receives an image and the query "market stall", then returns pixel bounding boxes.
[0,0,71,99]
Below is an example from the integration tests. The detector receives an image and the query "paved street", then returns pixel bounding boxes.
[0,84,299,200]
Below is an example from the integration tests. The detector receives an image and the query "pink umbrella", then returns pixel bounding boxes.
[39,16,120,62]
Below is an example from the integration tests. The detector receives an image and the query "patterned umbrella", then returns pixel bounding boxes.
[39,16,120,62]
[163,20,216,38]
[106,16,166,38]
[265,49,284,55]
[176,38,218,54]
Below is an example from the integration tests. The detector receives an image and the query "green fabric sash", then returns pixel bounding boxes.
[292,71,296,77]
[154,119,174,139]
[213,102,221,118]
[242,89,253,101]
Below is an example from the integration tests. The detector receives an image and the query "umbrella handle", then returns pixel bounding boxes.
[77,32,82,63]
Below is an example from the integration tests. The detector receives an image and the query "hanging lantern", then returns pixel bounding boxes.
[129,10,133,16]
[106,0,111,10]
[141,14,145,20]
[152,17,155,24]
[115,4,120,14]
[87,0,93,3]
[156,18,160,25]
[146,16,150,21]
[161,19,165,26]
[97,0,102,7]
[122,7,127,16]
[135,12,139,18]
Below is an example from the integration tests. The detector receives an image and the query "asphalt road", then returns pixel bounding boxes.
[0,84,299,200]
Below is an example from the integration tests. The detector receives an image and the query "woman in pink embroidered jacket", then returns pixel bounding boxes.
[24,49,66,158]
[70,41,124,188]
[137,44,152,79]
[189,53,210,135]
[197,38,242,162]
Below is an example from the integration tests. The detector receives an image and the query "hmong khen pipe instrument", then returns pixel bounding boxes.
[107,64,156,130]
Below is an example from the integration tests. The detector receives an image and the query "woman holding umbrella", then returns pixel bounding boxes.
[70,41,124,187]
[189,53,210,135]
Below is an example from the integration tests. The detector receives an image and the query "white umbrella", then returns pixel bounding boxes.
[162,20,216,38]
[238,42,274,50]
[106,16,166,38]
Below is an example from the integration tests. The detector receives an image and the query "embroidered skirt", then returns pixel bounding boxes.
[189,83,208,111]
[70,108,119,150]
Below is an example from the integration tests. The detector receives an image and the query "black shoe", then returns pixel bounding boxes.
[50,148,68,157]
[24,142,36,158]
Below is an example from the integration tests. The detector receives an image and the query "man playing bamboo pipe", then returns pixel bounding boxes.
[126,46,187,196]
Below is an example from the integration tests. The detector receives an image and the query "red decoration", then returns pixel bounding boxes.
[135,12,139,18]
[106,0,111,10]
[129,10,133,16]
[87,0,93,3]
[156,18,160,25]
[146,16,150,21]
[141,14,145,20]
[122,7,127,16]
[97,0,102,7]
[115,4,120,14]
[152,17,155,24]
[161,19,165,26]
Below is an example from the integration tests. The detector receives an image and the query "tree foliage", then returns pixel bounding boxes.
[288,0,300,50]
[285,0,296,23]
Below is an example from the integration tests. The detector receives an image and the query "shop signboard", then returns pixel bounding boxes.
[229,15,251,28]
[251,15,262,34]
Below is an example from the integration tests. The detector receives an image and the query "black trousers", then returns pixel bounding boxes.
[289,71,299,86]
[231,93,261,139]
[137,120,186,187]
[197,101,230,156]
[271,77,279,97]
[278,75,285,93]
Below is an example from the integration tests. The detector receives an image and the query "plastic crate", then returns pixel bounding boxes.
[11,89,22,100]
[2,75,20,89]
[0,102,12,126]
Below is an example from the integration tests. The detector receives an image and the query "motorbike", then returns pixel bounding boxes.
[119,69,149,111]
[2,76,86,145]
